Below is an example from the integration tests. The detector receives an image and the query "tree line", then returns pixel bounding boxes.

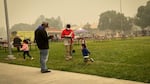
[10,15,63,32]
[97,0,150,36]
[10,0,150,36]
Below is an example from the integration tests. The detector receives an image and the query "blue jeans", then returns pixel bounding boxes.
[40,49,49,71]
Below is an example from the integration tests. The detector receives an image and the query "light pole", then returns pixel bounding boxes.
[4,0,15,59]
[120,0,122,14]
[120,0,123,33]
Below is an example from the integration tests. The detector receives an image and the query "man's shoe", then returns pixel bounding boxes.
[41,70,51,73]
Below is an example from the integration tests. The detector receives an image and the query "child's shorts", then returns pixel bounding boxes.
[83,56,89,58]
[83,56,94,63]
[83,56,89,62]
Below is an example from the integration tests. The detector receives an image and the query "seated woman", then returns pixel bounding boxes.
[13,36,22,52]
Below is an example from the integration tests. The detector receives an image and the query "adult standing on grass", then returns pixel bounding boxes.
[61,24,75,61]
[34,22,53,73]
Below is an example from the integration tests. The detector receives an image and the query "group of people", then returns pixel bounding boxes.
[61,24,94,63]
[13,36,34,60]
[13,22,94,73]
[34,22,94,73]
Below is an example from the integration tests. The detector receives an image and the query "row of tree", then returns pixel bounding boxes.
[10,15,63,32]
[10,0,150,36]
[97,0,150,35]
[97,11,132,32]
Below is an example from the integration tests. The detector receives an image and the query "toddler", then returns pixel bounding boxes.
[81,44,94,63]
[20,40,34,60]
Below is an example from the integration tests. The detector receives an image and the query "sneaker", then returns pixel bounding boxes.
[65,56,72,61]
[90,58,94,62]
[68,56,72,59]
[41,70,51,73]
[31,57,34,60]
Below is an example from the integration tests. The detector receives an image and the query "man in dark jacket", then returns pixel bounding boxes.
[34,22,52,73]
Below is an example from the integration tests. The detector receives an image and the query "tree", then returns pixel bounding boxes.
[10,15,63,32]
[56,16,63,29]
[135,0,150,35]
[98,10,132,33]
[11,23,32,31]
[32,15,46,29]
[83,22,91,29]
[136,1,150,28]
[45,16,63,29]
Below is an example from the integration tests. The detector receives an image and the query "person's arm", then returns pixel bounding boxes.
[71,31,75,39]
[61,30,65,38]
[87,49,91,55]
[48,35,54,39]
[20,44,26,51]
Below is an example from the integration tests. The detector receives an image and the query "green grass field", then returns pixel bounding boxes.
[0,36,150,83]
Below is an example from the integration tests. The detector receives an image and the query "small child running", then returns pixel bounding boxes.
[20,40,34,60]
[81,44,94,63]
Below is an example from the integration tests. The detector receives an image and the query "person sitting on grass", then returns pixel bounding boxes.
[13,36,22,52]
[20,40,34,60]
[81,44,94,63]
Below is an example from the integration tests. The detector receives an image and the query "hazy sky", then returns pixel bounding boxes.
[0,0,149,28]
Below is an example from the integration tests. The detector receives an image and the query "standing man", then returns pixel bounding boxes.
[34,22,52,73]
[61,24,75,61]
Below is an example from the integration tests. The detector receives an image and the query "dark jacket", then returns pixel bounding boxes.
[13,37,22,47]
[34,26,49,49]
[82,48,90,56]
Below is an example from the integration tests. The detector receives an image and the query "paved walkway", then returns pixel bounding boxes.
[0,63,146,84]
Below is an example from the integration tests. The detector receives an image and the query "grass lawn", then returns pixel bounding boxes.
[0,36,150,83]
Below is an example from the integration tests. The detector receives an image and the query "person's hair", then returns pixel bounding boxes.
[82,44,86,48]
[23,40,28,44]
[66,24,71,28]
[42,22,49,27]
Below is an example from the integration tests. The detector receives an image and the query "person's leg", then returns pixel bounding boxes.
[90,58,94,62]
[26,51,33,60]
[84,58,88,63]
[40,49,50,72]
[23,51,26,59]
[18,44,22,52]
[65,45,72,60]
[65,45,68,59]
[69,45,72,56]
[83,56,89,63]
[17,46,20,52]
[65,45,69,57]
[68,44,73,59]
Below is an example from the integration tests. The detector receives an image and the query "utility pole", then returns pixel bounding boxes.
[120,0,122,14]
[120,0,123,33]
[4,0,16,59]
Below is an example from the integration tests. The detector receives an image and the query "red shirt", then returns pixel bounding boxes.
[61,29,75,39]
[61,29,75,44]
